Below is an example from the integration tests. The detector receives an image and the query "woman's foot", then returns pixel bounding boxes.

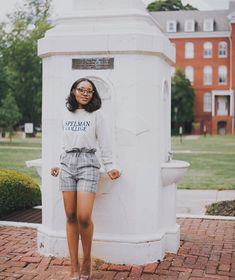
[80,258,91,279]
[69,263,80,280]
[80,275,91,280]
[69,272,79,280]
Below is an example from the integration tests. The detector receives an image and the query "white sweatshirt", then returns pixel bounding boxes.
[61,108,113,172]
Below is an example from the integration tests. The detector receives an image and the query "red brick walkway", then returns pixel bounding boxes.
[1,209,42,224]
[0,218,235,279]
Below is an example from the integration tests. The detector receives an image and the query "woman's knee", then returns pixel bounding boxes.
[78,214,92,228]
[66,212,78,224]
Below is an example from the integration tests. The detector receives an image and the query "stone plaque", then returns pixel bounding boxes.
[72,58,114,70]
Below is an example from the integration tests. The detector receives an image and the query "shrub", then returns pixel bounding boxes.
[0,169,41,217]
[206,200,235,216]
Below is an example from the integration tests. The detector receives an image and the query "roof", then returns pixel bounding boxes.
[150,1,235,33]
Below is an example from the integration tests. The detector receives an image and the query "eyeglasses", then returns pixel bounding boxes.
[75,87,94,96]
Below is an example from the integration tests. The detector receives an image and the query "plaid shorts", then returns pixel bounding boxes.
[59,148,101,193]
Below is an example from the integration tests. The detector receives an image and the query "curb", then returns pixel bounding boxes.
[177,213,235,220]
[0,221,39,228]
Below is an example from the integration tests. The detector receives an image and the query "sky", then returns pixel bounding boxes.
[0,0,233,22]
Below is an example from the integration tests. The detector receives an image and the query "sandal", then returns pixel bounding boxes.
[79,275,91,280]
[69,271,80,280]
[80,259,91,279]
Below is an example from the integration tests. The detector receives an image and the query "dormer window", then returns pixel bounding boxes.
[184,20,195,32]
[167,20,177,32]
[203,19,214,32]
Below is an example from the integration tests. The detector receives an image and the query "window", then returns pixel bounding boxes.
[184,20,195,32]
[203,19,214,32]
[185,42,194,58]
[167,21,177,32]
[218,42,227,57]
[185,66,194,83]
[218,66,227,84]
[203,42,212,58]
[203,92,212,112]
[203,66,213,85]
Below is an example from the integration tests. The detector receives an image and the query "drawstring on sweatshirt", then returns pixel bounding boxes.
[65,148,96,157]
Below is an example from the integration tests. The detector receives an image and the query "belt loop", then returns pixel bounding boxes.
[75,148,81,157]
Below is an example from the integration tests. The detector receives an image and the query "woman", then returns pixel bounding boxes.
[51,78,121,280]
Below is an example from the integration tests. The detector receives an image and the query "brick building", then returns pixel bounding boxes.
[151,1,235,135]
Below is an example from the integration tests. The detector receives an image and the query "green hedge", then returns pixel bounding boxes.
[0,169,41,217]
[206,200,235,216]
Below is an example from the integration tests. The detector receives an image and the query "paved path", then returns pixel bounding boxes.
[177,190,235,215]
[0,218,235,279]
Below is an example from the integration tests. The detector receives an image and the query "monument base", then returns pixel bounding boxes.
[37,224,180,265]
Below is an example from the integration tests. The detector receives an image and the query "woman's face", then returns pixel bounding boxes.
[74,80,94,108]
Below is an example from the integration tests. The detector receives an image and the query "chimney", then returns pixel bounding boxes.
[229,1,235,11]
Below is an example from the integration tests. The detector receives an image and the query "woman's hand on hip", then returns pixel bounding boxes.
[51,167,60,177]
[107,169,121,180]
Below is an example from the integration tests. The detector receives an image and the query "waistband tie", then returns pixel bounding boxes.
[65,148,96,157]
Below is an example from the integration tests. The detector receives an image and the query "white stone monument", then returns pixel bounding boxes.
[37,0,189,265]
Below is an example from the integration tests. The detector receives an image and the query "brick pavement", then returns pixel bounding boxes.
[0,218,235,279]
[1,209,42,224]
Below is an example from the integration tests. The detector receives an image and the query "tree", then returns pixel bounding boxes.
[147,0,197,12]
[0,56,8,102]
[0,0,52,127]
[171,69,195,134]
[0,93,22,141]
[0,23,11,102]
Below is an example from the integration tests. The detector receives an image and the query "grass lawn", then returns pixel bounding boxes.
[0,135,41,184]
[172,135,235,190]
[0,134,234,190]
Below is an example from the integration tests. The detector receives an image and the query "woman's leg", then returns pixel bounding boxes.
[62,191,80,276]
[77,192,96,276]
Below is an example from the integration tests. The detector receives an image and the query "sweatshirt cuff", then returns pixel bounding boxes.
[104,163,113,173]
[104,163,122,174]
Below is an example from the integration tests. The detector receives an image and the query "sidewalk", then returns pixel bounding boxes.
[0,218,235,279]
[177,190,235,215]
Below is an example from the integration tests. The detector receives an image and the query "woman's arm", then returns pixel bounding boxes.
[95,110,121,179]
